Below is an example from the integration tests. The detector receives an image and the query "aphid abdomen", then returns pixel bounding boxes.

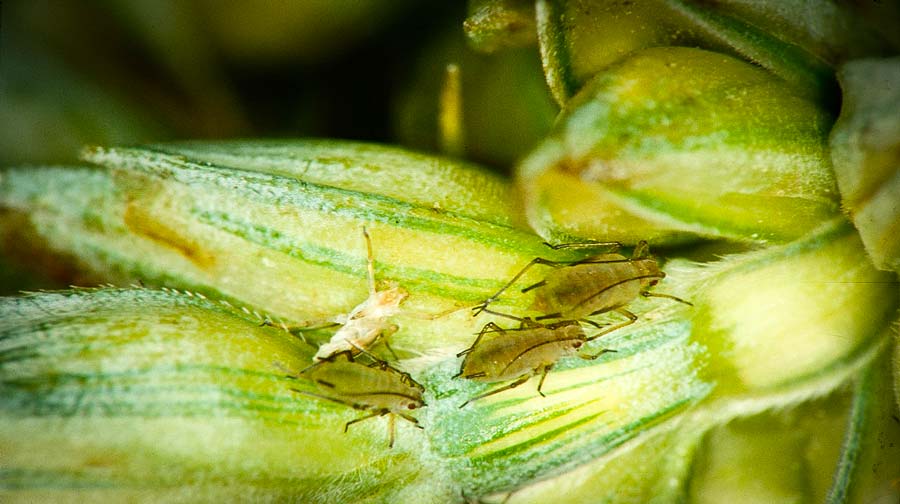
[538,261,644,319]
[459,324,583,382]
[496,336,573,380]
[304,357,423,411]
[459,337,520,382]
[456,322,587,407]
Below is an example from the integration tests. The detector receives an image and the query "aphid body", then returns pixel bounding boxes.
[312,226,409,361]
[315,282,408,360]
[456,319,613,407]
[532,249,664,320]
[293,351,424,447]
[474,241,689,335]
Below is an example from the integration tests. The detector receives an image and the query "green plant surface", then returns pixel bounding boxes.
[2,146,897,501]
[519,47,839,246]
[2,1,900,501]
[535,0,895,105]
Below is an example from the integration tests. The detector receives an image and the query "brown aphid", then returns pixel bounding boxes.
[473,241,691,337]
[455,318,615,408]
[288,351,425,447]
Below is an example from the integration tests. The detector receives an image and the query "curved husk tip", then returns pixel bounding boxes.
[519,47,839,246]
[830,57,900,273]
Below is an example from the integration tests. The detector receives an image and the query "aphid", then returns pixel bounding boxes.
[315,227,409,360]
[287,351,425,448]
[269,226,409,361]
[455,317,615,408]
[473,240,691,337]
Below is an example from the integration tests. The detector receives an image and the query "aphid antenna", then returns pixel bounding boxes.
[641,291,693,306]
[341,337,397,362]
[400,413,425,429]
[457,321,506,358]
[458,374,531,409]
[472,258,572,316]
[295,350,354,375]
[578,348,618,360]
[380,336,400,361]
[584,309,638,341]
[405,303,471,321]
[262,318,341,332]
[577,318,607,330]
[272,360,301,379]
[262,318,313,345]
[290,388,361,409]
[317,349,357,364]
[478,307,530,323]
[543,240,622,251]
[296,360,325,376]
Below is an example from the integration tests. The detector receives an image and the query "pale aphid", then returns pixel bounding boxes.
[455,315,615,408]
[313,226,408,361]
[473,240,691,338]
[286,351,425,448]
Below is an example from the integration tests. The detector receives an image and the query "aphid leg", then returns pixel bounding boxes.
[577,318,607,330]
[480,307,533,325]
[387,413,396,448]
[344,409,389,434]
[543,240,621,251]
[579,348,618,360]
[397,412,424,429]
[405,303,469,321]
[457,322,506,357]
[365,356,391,370]
[472,258,571,316]
[642,290,694,306]
[536,364,554,397]
[262,319,340,331]
[456,371,487,380]
[273,361,305,381]
[378,325,401,360]
[302,349,355,374]
[534,312,563,321]
[520,280,547,294]
[585,309,638,341]
[262,319,339,347]
[632,240,650,259]
[347,339,387,362]
[291,389,362,410]
[362,226,377,297]
[458,374,531,408]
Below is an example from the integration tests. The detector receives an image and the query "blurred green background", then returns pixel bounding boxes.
[0,0,556,172]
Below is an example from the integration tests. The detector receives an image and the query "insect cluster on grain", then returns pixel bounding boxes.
[273,226,425,447]
[458,240,691,406]
[455,318,615,408]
